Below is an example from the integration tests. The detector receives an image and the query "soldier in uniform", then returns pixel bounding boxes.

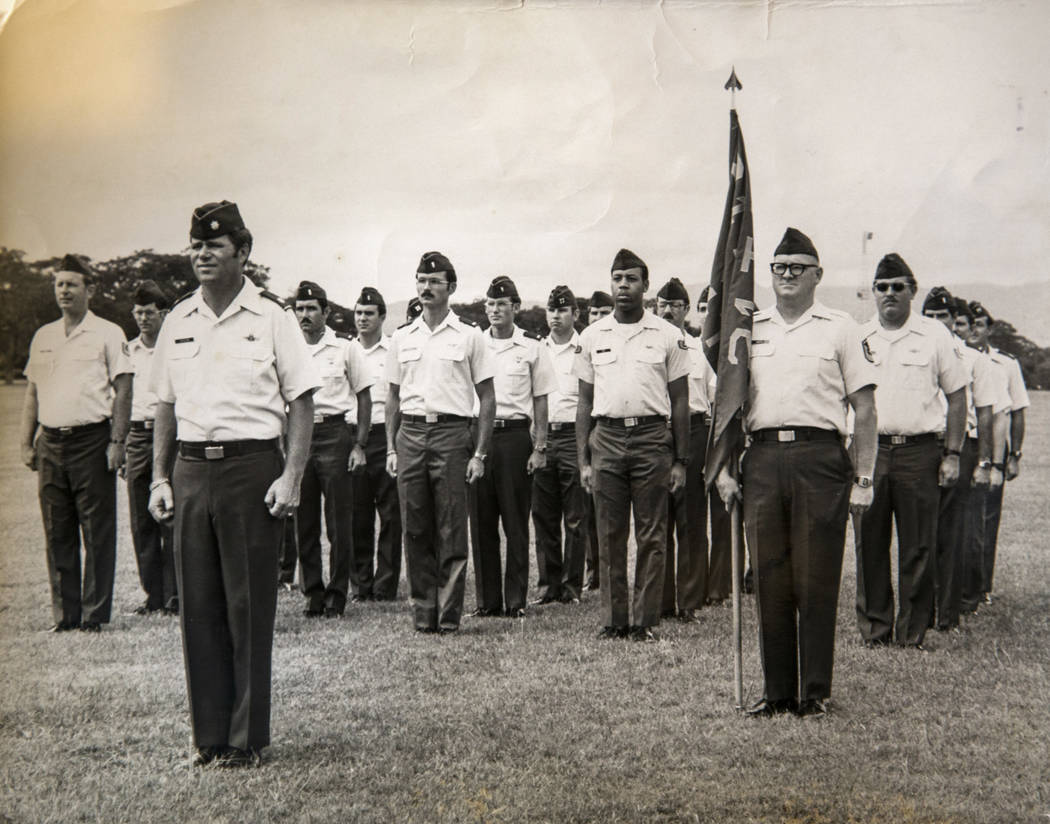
[575,249,690,642]
[531,285,587,606]
[20,254,133,632]
[294,280,372,617]
[351,287,403,602]
[656,278,716,623]
[385,252,496,634]
[582,289,615,591]
[855,254,967,650]
[716,228,877,717]
[967,300,1029,605]
[469,276,556,617]
[148,201,320,767]
[125,280,177,616]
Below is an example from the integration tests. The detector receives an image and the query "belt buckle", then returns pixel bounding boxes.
[777,430,796,443]
[59,427,73,435]
[144,420,154,430]
[624,417,638,427]
[890,435,907,445]
[313,414,324,424]
[425,413,438,424]
[494,419,505,429]
[204,445,225,460]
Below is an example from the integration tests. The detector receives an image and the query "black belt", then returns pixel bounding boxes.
[548,421,575,432]
[42,420,109,438]
[595,415,666,428]
[690,412,712,425]
[130,420,154,431]
[751,427,840,444]
[402,414,469,425]
[878,433,938,446]
[179,439,279,460]
[492,418,529,430]
[313,413,348,426]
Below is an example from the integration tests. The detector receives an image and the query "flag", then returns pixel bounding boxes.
[702,108,755,489]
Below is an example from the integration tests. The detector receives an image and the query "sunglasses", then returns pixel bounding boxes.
[874,282,911,293]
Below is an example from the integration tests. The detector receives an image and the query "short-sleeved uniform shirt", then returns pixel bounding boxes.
[308,327,372,419]
[573,312,690,418]
[150,278,321,442]
[544,330,581,424]
[128,336,160,422]
[351,335,391,426]
[987,347,1030,413]
[483,326,558,420]
[386,312,495,417]
[859,313,968,436]
[26,310,132,428]
[747,302,874,435]
[954,343,1012,436]
[683,332,716,416]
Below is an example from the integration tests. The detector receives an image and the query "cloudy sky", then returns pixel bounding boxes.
[0,0,1047,307]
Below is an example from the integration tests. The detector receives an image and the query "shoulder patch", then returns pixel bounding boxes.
[259,289,288,309]
[862,338,875,363]
[121,341,130,356]
[677,338,689,350]
[523,330,542,341]
[574,344,582,354]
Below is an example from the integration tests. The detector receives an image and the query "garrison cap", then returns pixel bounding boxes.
[406,297,423,320]
[296,280,327,303]
[969,300,994,325]
[417,251,456,283]
[356,286,386,312]
[611,248,648,276]
[486,275,520,301]
[589,290,614,309]
[190,200,245,240]
[59,254,93,279]
[656,277,689,304]
[774,227,819,260]
[922,286,953,314]
[547,285,576,310]
[698,285,711,305]
[875,252,916,283]
[953,296,974,322]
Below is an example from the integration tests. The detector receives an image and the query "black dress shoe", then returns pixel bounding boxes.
[415,625,439,634]
[583,580,599,592]
[466,608,499,618]
[302,606,324,618]
[796,698,829,718]
[862,638,891,649]
[438,626,459,635]
[323,607,343,618]
[216,747,261,768]
[597,625,628,639]
[506,607,527,618]
[80,621,102,633]
[678,608,700,623]
[629,626,659,643]
[48,620,80,633]
[192,746,222,767]
[350,593,373,603]
[745,698,797,717]
[529,595,557,606]
[559,593,581,604]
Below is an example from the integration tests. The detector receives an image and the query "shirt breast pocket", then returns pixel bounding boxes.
[228,343,274,393]
[899,349,931,390]
[592,349,618,370]
[637,346,664,365]
[505,357,530,377]
[167,341,200,393]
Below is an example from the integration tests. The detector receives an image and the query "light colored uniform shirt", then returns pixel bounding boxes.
[683,332,716,416]
[308,327,371,419]
[747,302,874,434]
[352,335,391,426]
[25,310,132,428]
[953,343,1011,436]
[483,326,558,420]
[859,312,967,436]
[151,278,320,442]
[128,336,160,422]
[987,347,1030,412]
[386,312,495,417]
[574,312,690,418]
[545,331,581,424]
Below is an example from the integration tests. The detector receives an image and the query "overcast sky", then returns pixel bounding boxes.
[1,0,1047,307]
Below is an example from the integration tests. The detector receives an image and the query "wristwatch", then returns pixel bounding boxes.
[942,448,961,457]
[976,459,992,470]
[853,475,872,488]
[1009,450,1022,461]
[534,444,547,454]
[473,451,487,461]
[675,455,690,466]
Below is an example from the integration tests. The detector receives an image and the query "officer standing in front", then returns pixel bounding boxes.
[470,276,556,618]
[351,287,403,602]
[855,254,967,650]
[531,285,587,606]
[125,280,178,616]
[294,280,372,617]
[20,254,132,632]
[385,252,496,634]
[148,201,320,768]
[716,228,877,717]
[575,249,690,642]
[582,289,615,591]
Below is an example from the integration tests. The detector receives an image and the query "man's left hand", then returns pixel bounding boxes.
[669,462,687,494]
[106,441,126,473]
[1005,454,1020,481]
[348,444,366,472]
[526,449,546,474]
[938,454,960,487]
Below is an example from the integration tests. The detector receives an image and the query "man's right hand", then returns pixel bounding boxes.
[148,481,175,523]
[21,443,37,471]
[715,466,742,509]
[386,451,397,479]
[580,463,593,496]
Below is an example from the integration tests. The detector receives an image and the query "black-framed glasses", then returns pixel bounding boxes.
[656,300,687,311]
[770,262,816,276]
[415,276,449,287]
[874,282,911,293]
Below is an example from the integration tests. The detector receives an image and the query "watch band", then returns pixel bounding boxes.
[853,475,872,488]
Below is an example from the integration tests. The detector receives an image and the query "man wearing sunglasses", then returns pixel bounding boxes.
[855,254,968,651]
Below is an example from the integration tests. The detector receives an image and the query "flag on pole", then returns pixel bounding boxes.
[702,107,755,489]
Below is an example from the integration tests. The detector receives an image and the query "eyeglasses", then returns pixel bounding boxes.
[656,300,687,311]
[874,282,911,293]
[415,276,449,287]
[770,263,817,276]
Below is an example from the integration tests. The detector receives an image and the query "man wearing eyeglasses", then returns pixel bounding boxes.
[385,252,496,634]
[715,228,877,717]
[854,254,967,651]
[655,278,715,623]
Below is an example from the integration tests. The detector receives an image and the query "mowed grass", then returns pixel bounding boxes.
[0,382,1047,824]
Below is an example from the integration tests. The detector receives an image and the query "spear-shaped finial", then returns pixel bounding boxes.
[724,66,742,108]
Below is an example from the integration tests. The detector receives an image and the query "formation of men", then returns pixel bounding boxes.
[18,204,1032,764]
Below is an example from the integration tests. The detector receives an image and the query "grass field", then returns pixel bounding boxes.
[0,383,1047,823]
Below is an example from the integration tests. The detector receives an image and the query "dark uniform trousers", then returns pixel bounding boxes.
[855,437,940,647]
[36,421,117,625]
[743,438,851,703]
[583,494,600,589]
[125,427,177,611]
[590,420,671,629]
[531,425,586,602]
[351,424,402,600]
[471,424,533,614]
[704,489,733,602]
[278,515,298,586]
[296,420,353,613]
[396,420,472,631]
[172,445,282,750]
[974,461,1006,599]
[663,414,710,614]
[932,437,976,629]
